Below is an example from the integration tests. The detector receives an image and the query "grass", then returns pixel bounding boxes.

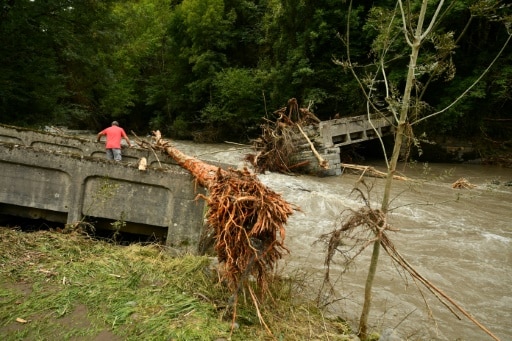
[0,228,358,340]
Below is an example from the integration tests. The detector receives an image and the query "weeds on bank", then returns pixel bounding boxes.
[0,228,353,340]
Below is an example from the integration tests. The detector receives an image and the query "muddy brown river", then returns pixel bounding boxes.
[259,163,511,341]
[171,141,511,341]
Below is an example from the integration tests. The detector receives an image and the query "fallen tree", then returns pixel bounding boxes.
[137,131,297,335]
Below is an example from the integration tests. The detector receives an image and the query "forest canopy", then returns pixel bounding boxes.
[1,0,510,146]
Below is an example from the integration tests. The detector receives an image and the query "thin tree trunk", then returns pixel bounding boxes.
[358,237,381,338]
[358,0,431,338]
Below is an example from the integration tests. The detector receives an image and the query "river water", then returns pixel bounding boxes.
[171,141,511,341]
[259,163,511,341]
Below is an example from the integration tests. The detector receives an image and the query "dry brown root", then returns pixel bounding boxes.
[451,177,476,189]
[139,130,297,334]
[201,168,294,295]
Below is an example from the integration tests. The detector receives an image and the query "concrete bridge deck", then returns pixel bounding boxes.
[0,124,211,249]
[0,124,225,169]
[319,114,393,148]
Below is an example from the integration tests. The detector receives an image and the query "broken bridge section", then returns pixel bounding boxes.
[0,124,206,249]
[292,114,394,176]
[319,114,393,148]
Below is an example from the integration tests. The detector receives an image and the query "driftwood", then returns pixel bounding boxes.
[340,163,409,181]
[452,177,476,189]
[296,123,328,169]
[138,130,297,334]
[246,118,300,174]
[138,157,147,171]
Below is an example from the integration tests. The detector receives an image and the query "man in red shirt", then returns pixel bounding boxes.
[96,121,132,161]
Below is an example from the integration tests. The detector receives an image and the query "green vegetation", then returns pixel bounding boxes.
[324,1,510,339]
[0,228,358,340]
[0,0,510,148]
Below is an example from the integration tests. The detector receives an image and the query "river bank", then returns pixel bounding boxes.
[0,228,365,341]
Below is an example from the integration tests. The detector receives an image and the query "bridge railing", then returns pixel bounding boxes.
[318,114,394,148]
[0,124,207,249]
[0,124,178,167]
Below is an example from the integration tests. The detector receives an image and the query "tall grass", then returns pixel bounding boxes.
[0,228,354,340]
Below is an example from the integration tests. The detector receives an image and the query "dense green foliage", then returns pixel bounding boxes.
[0,0,510,143]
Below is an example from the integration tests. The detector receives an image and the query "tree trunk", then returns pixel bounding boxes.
[143,131,296,333]
[162,143,222,188]
[358,0,431,338]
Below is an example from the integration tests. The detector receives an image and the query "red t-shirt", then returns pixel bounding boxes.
[99,126,127,149]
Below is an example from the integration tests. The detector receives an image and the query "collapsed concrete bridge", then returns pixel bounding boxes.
[285,114,394,176]
[0,124,209,248]
[0,115,393,247]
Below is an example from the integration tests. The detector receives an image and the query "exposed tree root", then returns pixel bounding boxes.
[137,130,297,336]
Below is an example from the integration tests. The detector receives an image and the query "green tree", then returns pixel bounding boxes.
[420,0,512,142]
[258,0,326,112]
[0,0,122,128]
[337,1,511,339]
[201,68,264,140]
[142,0,236,138]
[108,0,175,132]
[0,0,69,125]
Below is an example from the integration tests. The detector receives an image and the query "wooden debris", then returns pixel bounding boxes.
[138,157,147,171]
[296,124,328,169]
[340,163,409,181]
[138,130,297,334]
[246,98,324,174]
[451,178,476,189]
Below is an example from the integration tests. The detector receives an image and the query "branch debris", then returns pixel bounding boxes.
[451,177,476,189]
[137,130,298,335]
[340,163,409,181]
[246,98,325,174]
